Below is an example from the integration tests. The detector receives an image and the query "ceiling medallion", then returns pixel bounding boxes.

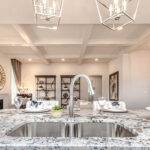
[0,65,6,91]
[95,0,140,30]
[32,0,64,30]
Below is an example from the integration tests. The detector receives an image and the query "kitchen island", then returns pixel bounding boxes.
[0,109,150,149]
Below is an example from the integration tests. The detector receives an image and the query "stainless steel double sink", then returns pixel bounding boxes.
[7,122,137,138]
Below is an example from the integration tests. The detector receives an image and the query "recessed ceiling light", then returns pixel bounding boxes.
[28,58,32,62]
[94,58,99,62]
[61,58,65,62]
[117,26,123,31]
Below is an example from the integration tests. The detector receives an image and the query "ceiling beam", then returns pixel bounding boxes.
[85,54,117,59]
[5,53,116,59]
[78,25,94,64]
[88,40,135,46]
[12,25,50,64]
[0,40,134,47]
[124,29,150,53]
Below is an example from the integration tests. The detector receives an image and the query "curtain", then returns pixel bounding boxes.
[11,69,18,104]
[11,59,22,90]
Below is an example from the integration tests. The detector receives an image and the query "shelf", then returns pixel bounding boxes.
[36,90,55,91]
[36,83,56,85]
[61,89,79,92]
[61,83,80,85]
[61,97,80,99]
[36,97,55,99]
[35,75,56,78]
[36,75,56,100]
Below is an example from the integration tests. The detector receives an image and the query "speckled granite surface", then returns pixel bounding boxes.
[0,109,150,149]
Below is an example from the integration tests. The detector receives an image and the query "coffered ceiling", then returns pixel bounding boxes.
[0,24,150,64]
[0,0,150,64]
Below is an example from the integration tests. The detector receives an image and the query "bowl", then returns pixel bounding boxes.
[51,109,63,118]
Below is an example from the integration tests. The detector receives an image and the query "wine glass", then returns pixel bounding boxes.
[98,97,107,115]
[14,96,23,111]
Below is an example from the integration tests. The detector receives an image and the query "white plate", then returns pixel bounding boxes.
[102,109,127,113]
[23,108,51,113]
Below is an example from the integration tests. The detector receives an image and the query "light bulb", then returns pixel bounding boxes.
[123,0,127,11]
[28,58,32,62]
[42,0,47,9]
[94,58,99,62]
[61,58,65,62]
[53,0,56,15]
[109,4,113,16]
[114,0,120,14]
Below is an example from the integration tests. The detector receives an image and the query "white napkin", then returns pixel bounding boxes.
[93,101,127,111]
[103,101,127,111]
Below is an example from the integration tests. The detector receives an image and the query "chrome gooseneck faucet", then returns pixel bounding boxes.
[69,74,95,118]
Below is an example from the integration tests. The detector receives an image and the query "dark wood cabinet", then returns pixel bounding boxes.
[61,75,80,108]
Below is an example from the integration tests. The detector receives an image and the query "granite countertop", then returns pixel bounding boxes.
[0,109,150,149]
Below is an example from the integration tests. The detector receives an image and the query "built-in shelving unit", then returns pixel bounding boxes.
[35,75,56,100]
[61,75,80,108]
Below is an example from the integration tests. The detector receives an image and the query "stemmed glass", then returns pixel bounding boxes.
[98,97,107,115]
[14,96,23,112]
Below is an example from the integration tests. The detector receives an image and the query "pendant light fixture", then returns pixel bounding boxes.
[95,0,140,30]
[32,0,64,30]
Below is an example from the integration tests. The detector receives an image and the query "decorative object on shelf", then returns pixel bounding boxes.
[109,71,119,101]
[17,93,32,109]
[32,0,64,30]
[61,75,80,108]
[0,65,6,91]
[18,87,32,109]
[35,75,56,100]
[62,92,69,99]
[95,0,140,30]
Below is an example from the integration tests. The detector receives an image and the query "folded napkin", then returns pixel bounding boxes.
[103,101,127,111]
[93,100,127,111]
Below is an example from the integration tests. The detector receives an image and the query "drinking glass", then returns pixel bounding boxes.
[98,97,107,115]
[14,96,23,111]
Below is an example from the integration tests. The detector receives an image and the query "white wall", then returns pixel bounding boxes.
[109,50,150,109]
[80,76,102,101]
[22,63,109,103]
[0,52,12,108]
